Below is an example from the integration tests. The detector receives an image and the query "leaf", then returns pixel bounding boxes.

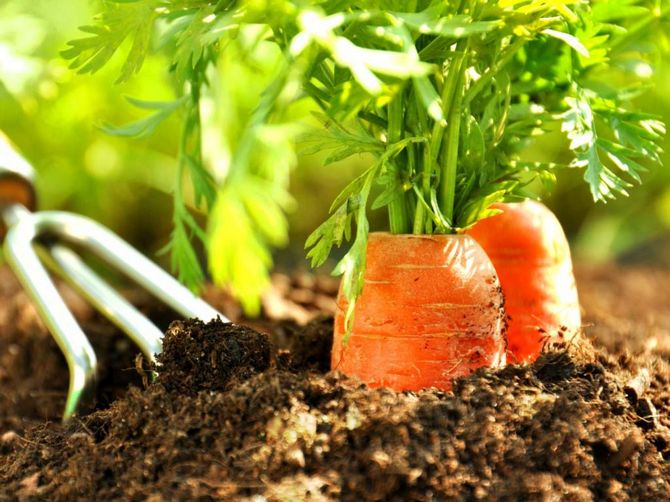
[208,189,274,316]
[603,111,664,163]
[371,162,404,210]
[543,28,590,57]
[185,155,217,210]
[170,8,237,80]
[456,181,518,230]
[306,130,424,267]
[68,0,668,314]
[301,118,383,165]
[100,96,186,138]
[582,145,632,200]
[327,81,375,121]
[305,203,352,268]
[461,114,485,174]
[336,42,434,85]
[159,217,205,293]
[329,164,379,212]
[597,138,646,183]
[158,186,211,293]
[331,169,376,337]
[392,10,500,38]
[419,37,462,62]
[413,76,444,123]
[62,0,160,83]
[560,92,662,202]
[293,9,433,95]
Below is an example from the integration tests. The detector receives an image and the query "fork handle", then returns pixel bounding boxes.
[0,132,37,237]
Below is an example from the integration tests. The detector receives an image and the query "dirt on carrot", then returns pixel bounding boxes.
[1,265,670,500]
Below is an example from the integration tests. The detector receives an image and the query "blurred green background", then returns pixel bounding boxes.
[1,0,669,271]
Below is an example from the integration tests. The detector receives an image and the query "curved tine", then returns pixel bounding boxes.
[31,211,227,323]
[2,207,97,422]
[43,244,163,363]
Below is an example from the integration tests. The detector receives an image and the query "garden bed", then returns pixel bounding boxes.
[1,265,670,500]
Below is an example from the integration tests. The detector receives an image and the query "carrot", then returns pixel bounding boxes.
[332,232,506,391]
[466,200,581,363]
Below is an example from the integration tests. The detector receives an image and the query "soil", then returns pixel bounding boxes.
[1,264,670,501]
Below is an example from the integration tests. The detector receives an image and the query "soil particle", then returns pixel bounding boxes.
[1,265,670,500]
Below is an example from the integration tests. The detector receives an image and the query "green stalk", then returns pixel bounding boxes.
[414,51,466,234]
[421,140,433,234]
[175,81,202,216]
[430,52,465,163]
[387,92,409,234]
[412,94,430,234]
[405,141,417,220]
[174,111,190,216]
[440,67,466,227]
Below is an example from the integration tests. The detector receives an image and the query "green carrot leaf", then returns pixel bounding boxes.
[61,0,160,83]
[392,10,500,38]
[67,0,668,315]
[100,96,187,138]
[562,90,664,202]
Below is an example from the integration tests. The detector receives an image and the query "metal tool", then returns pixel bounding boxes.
[0,134,227,421]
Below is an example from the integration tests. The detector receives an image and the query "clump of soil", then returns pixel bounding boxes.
[1,266,670,500]
[156,319,271,394]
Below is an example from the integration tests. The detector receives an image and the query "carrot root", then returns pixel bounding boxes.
[332,232,506,391]
[466,201,581,363]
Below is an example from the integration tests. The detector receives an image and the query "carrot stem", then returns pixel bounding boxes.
[387,92,410,234]
[412,90,430,234]
[439,54,466,227]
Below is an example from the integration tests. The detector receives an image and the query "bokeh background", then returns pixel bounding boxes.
[1,0,669,274]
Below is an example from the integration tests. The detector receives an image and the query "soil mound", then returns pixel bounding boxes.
[2,267,670,500]
[156,319,271,394]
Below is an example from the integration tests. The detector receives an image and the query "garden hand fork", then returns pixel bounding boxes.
[0,133,227,421]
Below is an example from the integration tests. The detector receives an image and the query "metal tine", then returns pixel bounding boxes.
[3,204,227,421]
[8,206,227,323]
[3,207,97,421]
[2,136,227,421]
[40,244,164,363]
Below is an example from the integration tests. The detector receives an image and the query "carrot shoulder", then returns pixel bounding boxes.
[466,201,581,362]
[332,232,506,391]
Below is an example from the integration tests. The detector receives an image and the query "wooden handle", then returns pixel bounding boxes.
[0,132,36,210]
[0,177,34,209]
[0,132,37,238]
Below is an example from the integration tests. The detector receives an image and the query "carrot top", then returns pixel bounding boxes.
[64,1,667,315]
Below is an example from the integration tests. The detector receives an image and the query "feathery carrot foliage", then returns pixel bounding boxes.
[64,0,667,316]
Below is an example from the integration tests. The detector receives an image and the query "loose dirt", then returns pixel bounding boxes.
[1,265,670,501]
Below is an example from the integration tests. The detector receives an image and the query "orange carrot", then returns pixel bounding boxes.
[332,232,506,391]
[466,200,581,363]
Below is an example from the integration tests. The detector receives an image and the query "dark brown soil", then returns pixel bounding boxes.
[156,319,271,395]
[1,265,670,501]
